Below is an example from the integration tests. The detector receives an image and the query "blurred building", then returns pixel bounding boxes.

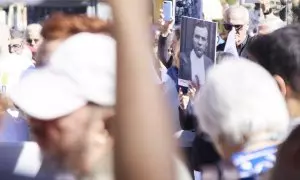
[0,0,106,31]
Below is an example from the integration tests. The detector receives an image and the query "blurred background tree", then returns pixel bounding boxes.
[226,0,238,5]
[220,0,238,6]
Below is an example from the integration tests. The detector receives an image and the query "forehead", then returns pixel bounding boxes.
[29,105,93,127]
[27,31,41,39]
[194,26,208,36]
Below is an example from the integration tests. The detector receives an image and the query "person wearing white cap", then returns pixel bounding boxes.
[11,32,116,179]
[11,32,192,180]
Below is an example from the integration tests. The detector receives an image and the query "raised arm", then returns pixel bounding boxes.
[111,0,175,180]
[158,34,173,67]
[157,15,174,68]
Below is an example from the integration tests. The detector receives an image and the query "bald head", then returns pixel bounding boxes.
[26,23,42,50]
[224,6,249,25]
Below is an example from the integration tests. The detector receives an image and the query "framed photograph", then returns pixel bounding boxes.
[178,17,217,87]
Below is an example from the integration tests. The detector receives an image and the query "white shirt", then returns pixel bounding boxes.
[190,50,206,85]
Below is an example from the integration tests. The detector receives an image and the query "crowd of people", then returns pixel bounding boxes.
[0,0,299,180]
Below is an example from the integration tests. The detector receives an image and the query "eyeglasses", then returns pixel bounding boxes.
[223,24,244,31]
[9,44,23,49]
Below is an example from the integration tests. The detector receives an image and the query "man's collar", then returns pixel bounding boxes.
[191,50,204,61]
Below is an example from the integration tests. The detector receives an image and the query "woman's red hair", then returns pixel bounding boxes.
[41,12,110,41]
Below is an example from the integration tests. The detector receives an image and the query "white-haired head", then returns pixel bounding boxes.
[26,23,42,33]
[194,58,289,155]
[224,6,249,25]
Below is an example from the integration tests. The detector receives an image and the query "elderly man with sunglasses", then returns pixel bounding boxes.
[217,6,255,59]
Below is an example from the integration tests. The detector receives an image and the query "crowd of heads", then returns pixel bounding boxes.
[0,1,300,180]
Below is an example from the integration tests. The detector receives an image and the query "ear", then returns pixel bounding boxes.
[274,75,287,97]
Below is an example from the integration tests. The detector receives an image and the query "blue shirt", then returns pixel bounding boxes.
[0,111,30,142]
[0,64,34,142]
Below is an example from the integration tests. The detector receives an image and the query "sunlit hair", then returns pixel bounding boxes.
[194,59,289,147]
[26,23,42,37]
[41,12,110,41]
[224,6,249,24]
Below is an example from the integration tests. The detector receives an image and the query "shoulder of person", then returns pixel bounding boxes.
[204,55,213,65]
[247,35,258,46]
[180,52,190,63]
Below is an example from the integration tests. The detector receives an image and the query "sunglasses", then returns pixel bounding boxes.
[223,24,244,31]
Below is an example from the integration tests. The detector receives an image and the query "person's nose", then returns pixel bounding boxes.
[235,28,241,35]
[31,41,36,46]
[198,39,204,46]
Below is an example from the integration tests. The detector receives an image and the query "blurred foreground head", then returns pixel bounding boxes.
[194,59,289,159]
[11,32,116,177]
[249,25,300,119]
[37,13,110,67]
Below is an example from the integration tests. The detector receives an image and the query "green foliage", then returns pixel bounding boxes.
[226,0,237,5]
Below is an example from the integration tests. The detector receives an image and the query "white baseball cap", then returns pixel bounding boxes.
[10,32,116,120]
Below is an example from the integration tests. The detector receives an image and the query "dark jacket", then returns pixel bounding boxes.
[179,51,213,81]
[158,34,173,69]
[178,107,221,171]
[217,35,256,59]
